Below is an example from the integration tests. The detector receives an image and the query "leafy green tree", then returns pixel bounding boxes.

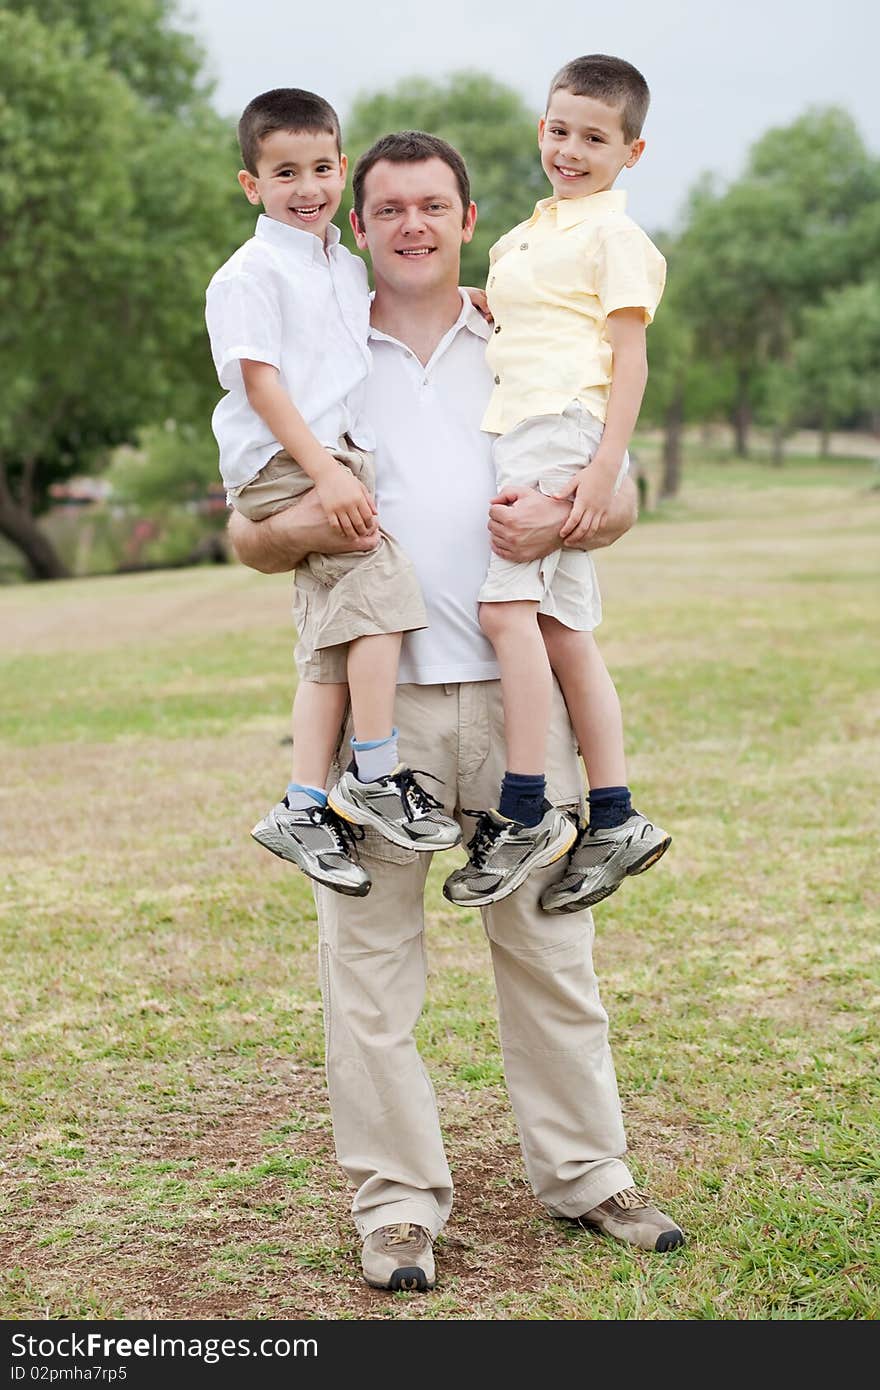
[794,280,880,453]
[3,0,206,113]
[0,5,249,578]
[337,72,547,286]
[639,241,737,497]
[676,109,880,458]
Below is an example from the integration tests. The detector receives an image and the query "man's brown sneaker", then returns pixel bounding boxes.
[361,1222,435,1291]
[576,1187,685,1252]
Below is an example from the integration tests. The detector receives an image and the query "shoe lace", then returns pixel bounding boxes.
[384,767,446,821]
[459,808,505,868]
[310,803,364,855]
[611,1187,650,1211]
[381,1222,423,1247]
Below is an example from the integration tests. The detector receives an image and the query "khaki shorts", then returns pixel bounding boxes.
[478,403,629,631]
[231,440,427,682]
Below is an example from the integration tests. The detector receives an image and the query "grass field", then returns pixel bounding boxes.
[1,453,878,1320]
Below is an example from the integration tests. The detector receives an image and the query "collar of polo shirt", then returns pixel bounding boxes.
[529,188,628,230]
[368,288,492,347]
[254,212,340,262]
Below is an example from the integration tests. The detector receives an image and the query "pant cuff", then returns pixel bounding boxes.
[542,1158,634,1219]
[355,1201,446,1242]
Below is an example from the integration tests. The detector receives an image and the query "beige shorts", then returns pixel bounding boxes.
[478,402,629,631]
[231,440,427,682]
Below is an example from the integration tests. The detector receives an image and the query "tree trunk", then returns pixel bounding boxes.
[660,390,684,498]
[818,412,831,458]
[0,463,69,579]
[771,426,786,467]
[732,367,751,457]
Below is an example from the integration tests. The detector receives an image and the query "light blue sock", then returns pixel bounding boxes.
[286,782,328,810]
[351,728,399,783]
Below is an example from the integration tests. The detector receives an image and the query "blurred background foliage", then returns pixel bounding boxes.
[1,1,878,580]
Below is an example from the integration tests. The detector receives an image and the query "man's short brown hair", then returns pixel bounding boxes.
[352,131,471,225]
[547,55,650,143]
[238,88,341,174]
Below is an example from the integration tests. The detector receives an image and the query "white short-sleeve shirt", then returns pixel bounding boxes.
[365,293,501,685]
[206,215,375,490]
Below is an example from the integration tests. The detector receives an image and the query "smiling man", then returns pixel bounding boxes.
[228,131,684,1291]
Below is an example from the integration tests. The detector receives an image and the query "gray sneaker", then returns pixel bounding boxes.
[576,1187,685,1252]
[327,764,462,853]
[442,802,577,908]
[361,1222,435,1292]
[540,811,671,914]
[251,798,371,897]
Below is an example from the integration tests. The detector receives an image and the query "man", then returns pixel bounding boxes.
[229,131,684,1292]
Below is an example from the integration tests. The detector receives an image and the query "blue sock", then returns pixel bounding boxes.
[498,772,546,828]
[286,782,328,810]
[588,785,632,830]
[351,728,399,783]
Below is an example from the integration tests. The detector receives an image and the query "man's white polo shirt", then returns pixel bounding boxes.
[366,292,500,686]
[206,215,374,491]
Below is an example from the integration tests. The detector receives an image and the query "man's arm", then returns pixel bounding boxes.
[487,473,638,564]
[228,490,380,574]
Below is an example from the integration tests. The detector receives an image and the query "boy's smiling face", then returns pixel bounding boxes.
[538,89,645,200]
[238,128,347,241]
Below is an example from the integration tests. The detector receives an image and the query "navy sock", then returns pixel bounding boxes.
[588,785,632,830]
[498,772,546,828]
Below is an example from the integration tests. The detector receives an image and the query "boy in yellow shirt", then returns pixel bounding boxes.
[444,55,671,912]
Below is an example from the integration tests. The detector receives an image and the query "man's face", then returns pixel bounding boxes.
[238,128,347,241]
[352,157,477,296]
[538,89,644,200]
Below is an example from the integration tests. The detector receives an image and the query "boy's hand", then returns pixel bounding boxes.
[315,462,377,539]
[463,286,493,323]
[554,465,617,543]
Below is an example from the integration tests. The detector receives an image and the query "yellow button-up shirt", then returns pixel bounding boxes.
[482,189,666,434]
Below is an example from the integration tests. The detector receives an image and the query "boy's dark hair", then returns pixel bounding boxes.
[548,55,650,143]
[238,88,341,174]
[352,131,471,225]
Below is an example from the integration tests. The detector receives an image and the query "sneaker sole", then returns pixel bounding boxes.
[326,790,462,853]
[251,826,371,897]
[443,817,578,908]
[364,1265,434,1293]
[543,835,671,914]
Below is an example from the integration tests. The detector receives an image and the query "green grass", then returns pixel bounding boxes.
[1,452,878,1320]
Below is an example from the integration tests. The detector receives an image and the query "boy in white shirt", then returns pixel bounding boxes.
[206,89,461,897]
[444,56,671,913]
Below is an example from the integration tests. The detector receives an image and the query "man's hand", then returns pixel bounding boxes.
[228,489,380,574]
[554,462,618,544]
[488,476,638,563]
[315,464,377,539]
[488,486,570,562]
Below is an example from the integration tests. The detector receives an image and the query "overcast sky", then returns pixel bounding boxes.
[179,0,879,233]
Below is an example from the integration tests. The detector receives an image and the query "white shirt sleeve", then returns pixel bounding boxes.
[205,270,284,390]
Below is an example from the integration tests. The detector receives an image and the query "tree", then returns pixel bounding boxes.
[794,280,880,453]
[676,109,880,458]
[0,5,250,578]
[3,0,207,114]
[336,72,547,287]
[640,244,736,497]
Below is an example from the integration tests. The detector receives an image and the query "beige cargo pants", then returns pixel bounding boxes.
[315,679,635,1239]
